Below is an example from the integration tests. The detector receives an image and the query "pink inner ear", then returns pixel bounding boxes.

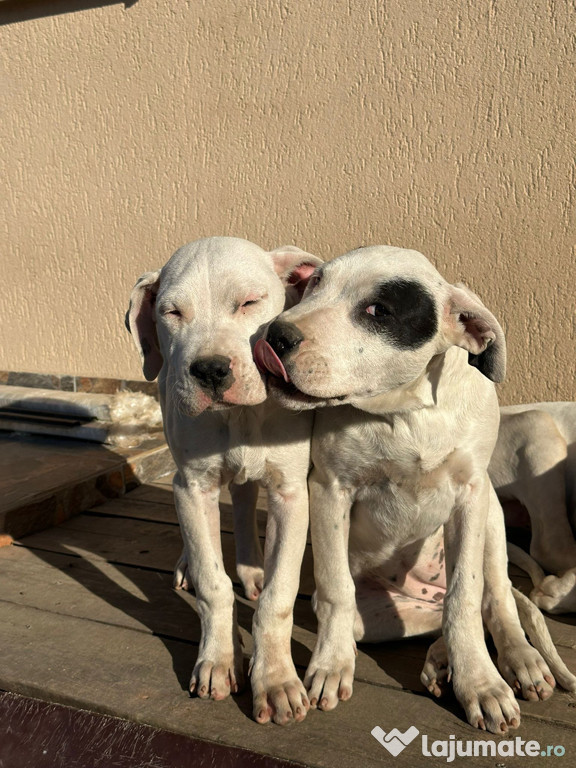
[287,263,316,285]
[459,313,494,352]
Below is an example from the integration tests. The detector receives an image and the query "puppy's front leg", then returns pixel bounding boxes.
[443,476,520,734]
[304,468,356,711]
[250,480,310,725]
[173,471,243,700]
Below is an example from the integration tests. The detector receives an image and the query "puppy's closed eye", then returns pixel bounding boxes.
[237,294,267,312]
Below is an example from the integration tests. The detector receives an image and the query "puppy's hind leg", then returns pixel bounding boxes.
[482,486,576,702]
[421,636,451,698]
[230,481,264,601]
[494,410,576,573]
[508,539,576,614]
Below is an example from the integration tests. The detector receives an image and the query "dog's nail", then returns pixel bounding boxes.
[310,697,317,708]
[510,718,519,728]
[320,697,328,709]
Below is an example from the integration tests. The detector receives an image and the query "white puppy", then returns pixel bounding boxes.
[255,245,576,734]
[126,236,322,724]
[490,402,576,613]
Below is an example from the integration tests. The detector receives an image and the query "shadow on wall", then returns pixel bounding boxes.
[0,0,137,26]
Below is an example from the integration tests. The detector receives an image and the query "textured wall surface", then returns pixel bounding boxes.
[2,0,575,404]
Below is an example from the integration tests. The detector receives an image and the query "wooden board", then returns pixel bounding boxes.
[86,495,269,538]
[4,481,576,766]
[0,691,298,768]
[0,433,174,540]
[17,512,316,596]
[4,598,576,767]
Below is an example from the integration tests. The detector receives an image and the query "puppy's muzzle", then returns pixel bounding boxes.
[254,320,303,381]
[189,355,235,395]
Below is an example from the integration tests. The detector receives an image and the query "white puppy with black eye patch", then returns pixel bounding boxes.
[254,245,576,734]
[126,236,322,725]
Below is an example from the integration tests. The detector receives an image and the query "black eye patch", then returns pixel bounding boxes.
[354,279,438,349]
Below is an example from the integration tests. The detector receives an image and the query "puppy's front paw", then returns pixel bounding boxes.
[531,570,576,614]
[190,653,244,701]
[454,671,521,734]
[498,643,555,701]
[251,661,310,725]
[304,645,356,711]
[237,563,264,601]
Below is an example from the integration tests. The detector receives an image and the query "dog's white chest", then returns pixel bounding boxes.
[225,409,267,484]
[319,408,474,547]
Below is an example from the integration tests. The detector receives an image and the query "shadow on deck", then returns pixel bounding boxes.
[2,475,576,767]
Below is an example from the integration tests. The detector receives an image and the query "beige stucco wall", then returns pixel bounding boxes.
[2,0,574,404]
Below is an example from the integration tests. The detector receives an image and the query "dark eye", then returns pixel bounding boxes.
[242,299,259,307]
[308,272,321,290]
[302,272,321,297]
[164,308,181,317]
[366,303,390,317]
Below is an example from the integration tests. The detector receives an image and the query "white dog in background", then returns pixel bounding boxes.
[490,402,576,613]
[255,245,576,734]
[126,236,322,724]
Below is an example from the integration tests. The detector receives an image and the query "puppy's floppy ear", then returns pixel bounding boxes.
[268,245,323,305]
[443,283,506,383]
[126,270,163,381]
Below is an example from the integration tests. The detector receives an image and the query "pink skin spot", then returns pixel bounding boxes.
[193,391,214,415]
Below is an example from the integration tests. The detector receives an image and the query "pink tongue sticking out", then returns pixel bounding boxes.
[254,339,290,382]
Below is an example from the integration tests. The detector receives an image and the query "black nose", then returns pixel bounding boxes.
[189,355,233,391]
[266,320,304,359]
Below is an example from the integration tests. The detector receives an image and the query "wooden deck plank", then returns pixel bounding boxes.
[86,495,269,538]
[5,481,576,762]
[0,691,297,768]
[130,480,270,515]
[5,537,576,722]
[3,541,427,693]
[17,513,316,596]
[3,599,576,767]
[0,434,174,541]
